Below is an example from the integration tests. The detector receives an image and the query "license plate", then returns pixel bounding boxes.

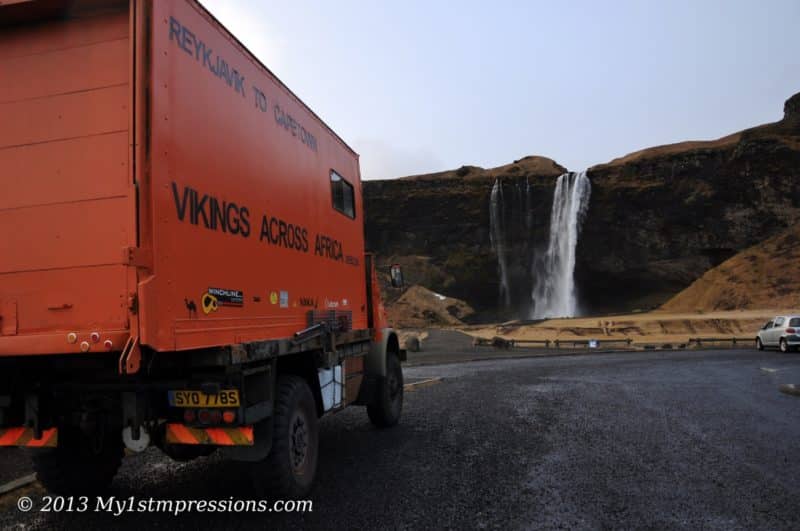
[168,390,240,408]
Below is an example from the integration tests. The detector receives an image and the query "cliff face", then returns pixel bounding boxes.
[364,92,800,317]
[580,93,800,312]
[784,91,800,129]
[364,157,565,319]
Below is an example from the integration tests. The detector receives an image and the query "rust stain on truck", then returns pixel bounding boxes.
[0,0,404,497]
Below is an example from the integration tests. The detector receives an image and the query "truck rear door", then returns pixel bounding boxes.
[0,1,136,355]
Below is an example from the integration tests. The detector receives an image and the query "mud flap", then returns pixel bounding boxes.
[221,419,272,462]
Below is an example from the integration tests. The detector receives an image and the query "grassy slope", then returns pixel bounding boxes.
[660,225,800,312]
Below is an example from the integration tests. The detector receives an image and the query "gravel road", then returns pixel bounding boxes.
[1,348,799,529]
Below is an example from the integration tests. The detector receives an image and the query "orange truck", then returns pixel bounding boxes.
[0,0,404,496]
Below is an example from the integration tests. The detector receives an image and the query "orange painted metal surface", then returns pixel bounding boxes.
[0,5,134,356]
[0,0,371,357]
[138,0,368,351]
[369,255,389,339]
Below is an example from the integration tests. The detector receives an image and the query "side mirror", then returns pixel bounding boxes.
[390,264,404,289]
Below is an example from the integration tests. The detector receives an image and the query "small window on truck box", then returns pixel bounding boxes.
[330,170,355,219]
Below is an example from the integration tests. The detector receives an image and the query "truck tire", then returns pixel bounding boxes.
[367,352,403,428]
[756,337,764,351]
[31,425,123,494]
[251,375,319,497]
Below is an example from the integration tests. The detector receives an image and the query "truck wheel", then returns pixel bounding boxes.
[756,338,764,351]
[251,375,319,497]
[31,425,123,494]
[367,352,403,428]
[780,338,788,353]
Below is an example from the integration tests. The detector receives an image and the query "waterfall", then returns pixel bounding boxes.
[531,171,591,318]
[489,179,511,307]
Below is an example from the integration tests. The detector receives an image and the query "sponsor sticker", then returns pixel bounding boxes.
[207,287,244,306]
[279,291,289,308]
[201,287,243,314]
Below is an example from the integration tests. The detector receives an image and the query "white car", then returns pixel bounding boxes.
[756,316,800,353]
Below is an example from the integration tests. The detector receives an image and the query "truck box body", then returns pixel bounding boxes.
[0,4,402,495]
[0,0,368,355]
[0,3,134,353]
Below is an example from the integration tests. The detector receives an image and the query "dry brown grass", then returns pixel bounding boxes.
[661,225,800,312]
[463,308,799,346]
[398,155,566,181]
[386,285,475,328]
[592,133,742,169]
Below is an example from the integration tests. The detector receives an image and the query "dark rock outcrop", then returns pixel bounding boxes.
[364,157,565,320]
[785,91,800,127]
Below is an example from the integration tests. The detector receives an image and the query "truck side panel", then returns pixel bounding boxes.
[139,1,368,351]
[0,7,135,354]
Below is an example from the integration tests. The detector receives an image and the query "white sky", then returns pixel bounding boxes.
[201,0,800,179]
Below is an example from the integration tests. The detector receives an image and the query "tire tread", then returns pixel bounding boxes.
[251,375,318,497]
[367,352,403,428]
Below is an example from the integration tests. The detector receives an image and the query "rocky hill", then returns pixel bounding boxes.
[660,225,800,312]
[364,92,800,318]
[579,92,800,313]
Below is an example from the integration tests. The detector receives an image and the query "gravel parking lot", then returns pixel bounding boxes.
[1,348,799,529]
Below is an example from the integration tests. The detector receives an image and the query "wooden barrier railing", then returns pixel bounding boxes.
[472,337,634,350]
[472,336,756,350]
[688,337,753,347]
